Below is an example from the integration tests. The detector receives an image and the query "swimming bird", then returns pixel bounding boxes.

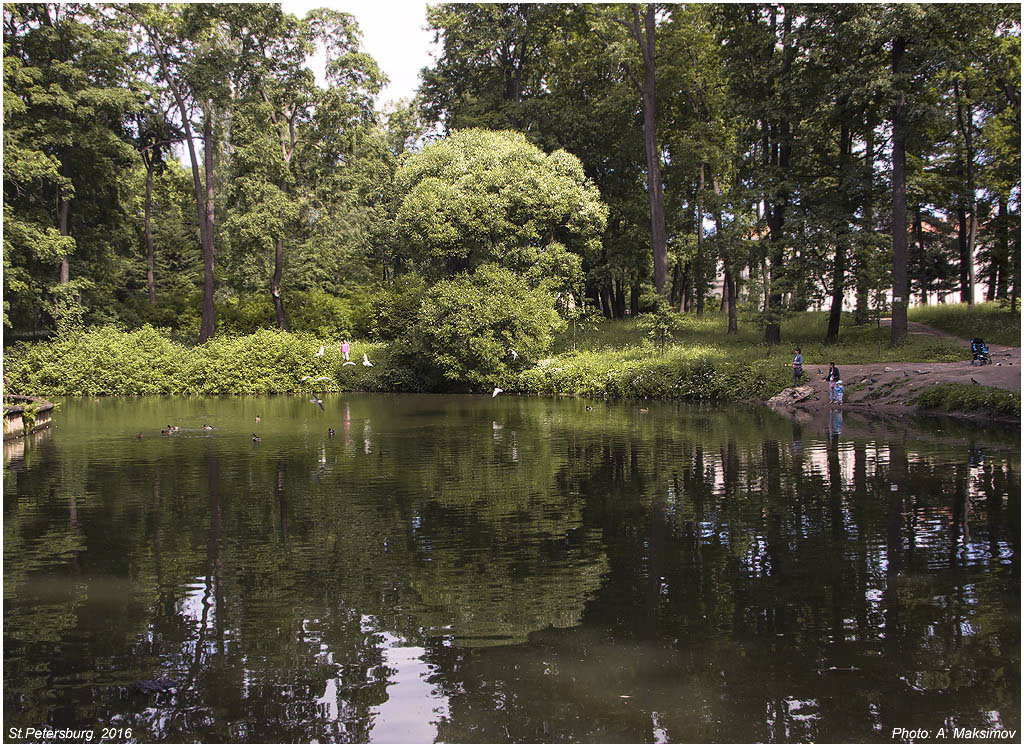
[137,433,144,439]
[586,406,594,411]
[362,353,373,367]
[971,377,980,385]
[203,424,213,431]
[252,433,261,443]
[639,408,649,413]
[255,415,261,423]
[492,387,503,398]
[328,428,335,437]
[310,393,325,411]
[316,345,325,357]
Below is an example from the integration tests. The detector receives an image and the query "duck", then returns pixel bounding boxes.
[203,424,213,431]
[160,428,171,435]
[252,433,262,443]
[639,408,649,414]
[328,428,335,437]
[137,432,144,439]
[585,406,594,411]
[255,415,261,423]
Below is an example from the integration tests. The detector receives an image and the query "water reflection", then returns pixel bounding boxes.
[3,396,1020,742]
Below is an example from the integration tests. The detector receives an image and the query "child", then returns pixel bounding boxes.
[833,379,844,405]
[827,362,841,403]
[340,339,350,362]
[792,348,803,388]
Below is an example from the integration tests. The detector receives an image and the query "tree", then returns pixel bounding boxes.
[3,3,137,332]
[588,4,669,296]
[391,128,606,286]
[125,3,240,342]
[225,6,384,330]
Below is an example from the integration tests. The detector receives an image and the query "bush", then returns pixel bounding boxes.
[370,275,429,341]
[410,264,565,389]
[4,325,186,396]
[916,382,1021,418]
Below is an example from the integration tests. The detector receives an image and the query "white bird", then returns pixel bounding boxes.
[510,349,519,361]
[362,353,373,367]
[301,375,333,382]
[492,387,503,398]
[316,345,325,357]
[342,361,356,366]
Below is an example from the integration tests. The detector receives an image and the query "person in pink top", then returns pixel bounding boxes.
[340,339,350,362]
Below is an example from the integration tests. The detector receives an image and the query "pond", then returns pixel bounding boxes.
[3,395,1020,743]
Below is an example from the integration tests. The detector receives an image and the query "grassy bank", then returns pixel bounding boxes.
[908,301,1021,347]
[0,311,983,403]
[916,382,1021,418]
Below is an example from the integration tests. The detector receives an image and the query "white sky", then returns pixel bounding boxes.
[279,0,437,107]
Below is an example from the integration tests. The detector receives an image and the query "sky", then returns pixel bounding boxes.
[279,0,437,106]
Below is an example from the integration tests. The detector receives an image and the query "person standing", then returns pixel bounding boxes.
[792,348,803,388]
[827,362,841,403]
[341,339,350,362]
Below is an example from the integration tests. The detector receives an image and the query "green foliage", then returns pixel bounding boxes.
[410,265,565,389]
[2,326,399,397]
[908,302,1022,347]
[5,325,186,396]
[369,275,429,341]
[516,349,787,402]
[553,312,964,365]
[392,129,607,281]
[635,290,686,354]
[917,383,1021,418]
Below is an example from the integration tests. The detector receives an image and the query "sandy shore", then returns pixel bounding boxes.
[766,321,1021,421]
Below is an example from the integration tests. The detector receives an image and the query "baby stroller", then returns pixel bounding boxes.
[970,338,991,365]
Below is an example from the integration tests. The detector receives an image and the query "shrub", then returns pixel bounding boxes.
[370,275,429,341]
[411,264,565,389]
[916,382,1021,418]
[4,324,185,396]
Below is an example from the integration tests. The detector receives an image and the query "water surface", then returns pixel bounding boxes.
[4,395,1020,742]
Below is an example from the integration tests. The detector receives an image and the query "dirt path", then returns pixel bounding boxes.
[768,321,1021,416]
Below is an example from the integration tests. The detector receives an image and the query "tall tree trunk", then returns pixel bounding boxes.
[141,21,217,341]
[957,208,969,301]
[827,122,851,342]
[996,197,1010,299]
[764,9,793,345]
[712,179,737,334]
[271,236,288,330]
[914,205,928,304]
[600,286,612,319]
[954,80,976,305]
[145,164,156,304]
[695,162,705,316]
[614,277,626,318]
[200,109,217,342]
[57,195,70,286]
[890,36,909,346]
[632,5,668,295]
[854,112,876,324]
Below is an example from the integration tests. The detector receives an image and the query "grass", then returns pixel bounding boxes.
[908,301,1021,347]
[554,311,965,365]
[916,382,1021,418]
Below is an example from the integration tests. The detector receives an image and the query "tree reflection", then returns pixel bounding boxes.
[2,397,1019,741]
